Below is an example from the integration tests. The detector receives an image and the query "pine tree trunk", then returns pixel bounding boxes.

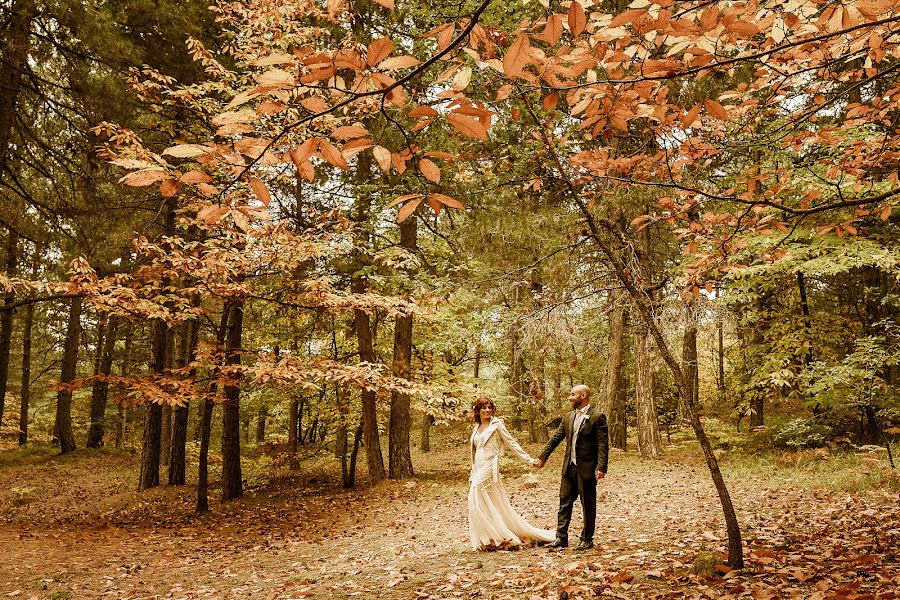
[345,421,363,489]
[198,305,230,513]
[138,318,167,490]
[256,404,267,443]
[56,296,83,454]
[681,305,698,424]
[221,301,244,501]
[17,300,33,445]
[87,317,118,448]
[388,217,416,480]
[0,231,18,425]
[605,289,627,449]
[169,321,197,485]
[115,326,134,449]
[0,0,35,427]
[634,324,660,458]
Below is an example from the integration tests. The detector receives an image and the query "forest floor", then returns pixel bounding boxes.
[0,425,899,599]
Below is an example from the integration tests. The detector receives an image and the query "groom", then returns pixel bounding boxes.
[535,384,609,551]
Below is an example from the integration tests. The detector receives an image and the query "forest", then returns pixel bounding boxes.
[0,0,899,598]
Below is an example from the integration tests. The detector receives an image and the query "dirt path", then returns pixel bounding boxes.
[1,444,898,599]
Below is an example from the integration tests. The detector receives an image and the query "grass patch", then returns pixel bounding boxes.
[720,445,900,493]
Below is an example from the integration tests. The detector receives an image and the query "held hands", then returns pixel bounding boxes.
[596,470,605,480]
[533,459,545,469]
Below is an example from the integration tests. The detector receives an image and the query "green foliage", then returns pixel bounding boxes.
[772,418,832,449]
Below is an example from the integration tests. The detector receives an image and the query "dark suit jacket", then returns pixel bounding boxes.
[539,407,609,479]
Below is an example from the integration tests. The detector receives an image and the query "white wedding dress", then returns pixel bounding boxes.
[468,417,555,550]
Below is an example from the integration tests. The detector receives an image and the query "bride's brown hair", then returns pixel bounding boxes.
[472,397,496,424]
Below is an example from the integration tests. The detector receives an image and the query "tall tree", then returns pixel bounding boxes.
[55,296,83,454]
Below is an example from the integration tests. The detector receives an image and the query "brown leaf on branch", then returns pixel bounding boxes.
[397,198,422,222]
[536,14,564,45]
[447,113,488,140]
[568,1,587,36]
[248,177,271,207]
[419,158,441,183]
[317,139,349,170]
[159,179,180,197]
[430,193,464,209]
[704,99,728,119]
[120,169,167,187]
[367,37,395,67]
[503,35,532,77]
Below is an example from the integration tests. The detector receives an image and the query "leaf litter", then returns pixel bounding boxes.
[0,444,897,599]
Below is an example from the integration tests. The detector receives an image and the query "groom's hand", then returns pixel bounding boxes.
[534,459,545,469]
[596,470,605,480]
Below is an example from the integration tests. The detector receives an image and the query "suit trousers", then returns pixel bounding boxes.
[556,461,597,543]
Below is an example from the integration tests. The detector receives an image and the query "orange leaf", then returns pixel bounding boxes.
[427,195,443,215]
[704,99,728,119]
[372,0,394,8]
[160,179,180,197]
[503,35,532,77]
[568,1,587,36]
[300,96,330,113]
[397,198,422,222]
[409,105,439,118]
[437,24,456,51]
[386,194,421,208]
[293,138,318,163]
[120,169,167,187]
[367,37,395,67]
[197,204,229,225]
[537,14,564,45]
[317,139,349,170]
[331,125,369,139]
[683,103,702,127]
[181,170,213,184]
[881,204,892,220]
[447,113,488,140]
[379,55,420,69]
[419,158,441,183]
[543,92,559,111]
[248,177,271,206]
[372,146,392,172]
[431,193,464,209]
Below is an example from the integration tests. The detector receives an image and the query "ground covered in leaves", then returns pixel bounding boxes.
[0,427,898,599]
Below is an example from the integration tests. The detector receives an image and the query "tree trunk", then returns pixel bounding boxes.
[115,326,134,449]
[256,404,267,443]
[352,285,385,481]
[420,413,434,452]
[55,296,83,454]
[344,421,364,488]
[17,300,33,445]
[681,304,698,424]
[634,324,661,458]
[87,317,118,448]
[797,271,813,367]
[198,305,230,513]
[288,395,299,452]
[0,0,38,426]
[577,209,743,567]
[717,307,727,404]
[605,289,627,449]
[221,300,244,501]
[388,217,416,480]
[169,321,197,485]
[0,231,19,425]
[138,318,167,490]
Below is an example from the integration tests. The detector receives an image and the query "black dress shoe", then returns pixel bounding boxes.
[574,540,594,551]
[547,538,568,549]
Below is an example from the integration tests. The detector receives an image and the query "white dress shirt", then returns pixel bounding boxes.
[570,404,590,465]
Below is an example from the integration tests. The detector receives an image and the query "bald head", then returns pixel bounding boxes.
[568,385,591,409]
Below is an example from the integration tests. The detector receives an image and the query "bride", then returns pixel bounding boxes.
[468,397,555,550]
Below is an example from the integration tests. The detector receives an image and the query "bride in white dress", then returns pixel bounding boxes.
[468,398,555,550]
